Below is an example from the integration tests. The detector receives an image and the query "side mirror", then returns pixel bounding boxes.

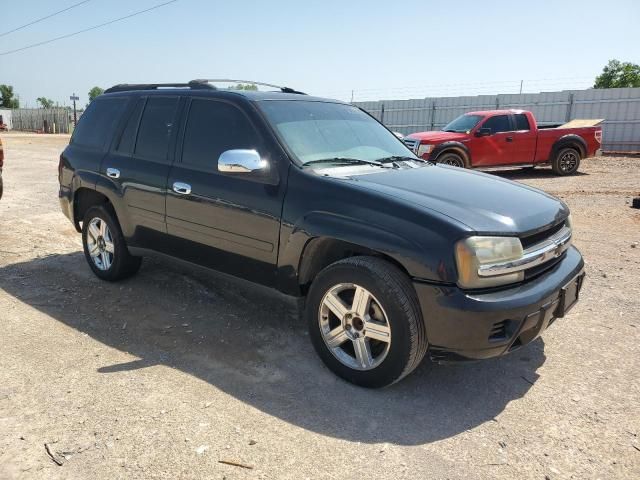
[218,149,267,173]
[476,127,492,137]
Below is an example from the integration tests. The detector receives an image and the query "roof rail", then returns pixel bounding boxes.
[104,80,215,94]
[191,78,307,95]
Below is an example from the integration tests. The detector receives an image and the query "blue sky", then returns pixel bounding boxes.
[1,0,639,107]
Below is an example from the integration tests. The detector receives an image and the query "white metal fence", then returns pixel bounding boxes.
[354,87,640,152]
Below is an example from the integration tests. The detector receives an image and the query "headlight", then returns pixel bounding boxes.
[417,144,434,156]
[455,236,524,289]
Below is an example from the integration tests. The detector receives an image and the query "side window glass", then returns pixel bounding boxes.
[514,114,530,131]
[135,97,179,162]
[182,99,261,170]
[482,115,511,134]
[116,98,144,154]
[71,97,128,150]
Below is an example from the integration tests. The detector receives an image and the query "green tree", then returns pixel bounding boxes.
[88,86,104,103]
[594,59,640,88]
[0,84,20,108]
[36,97,55,108]
[231,83,258,91]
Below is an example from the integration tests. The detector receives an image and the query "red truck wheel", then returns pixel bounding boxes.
[552,148,581,175]
[438,152,468,168]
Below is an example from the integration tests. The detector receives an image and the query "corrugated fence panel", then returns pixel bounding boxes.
[355,87,640,151]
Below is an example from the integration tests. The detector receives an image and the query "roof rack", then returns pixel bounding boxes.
[191,79,307,95]
[104,80,215,94]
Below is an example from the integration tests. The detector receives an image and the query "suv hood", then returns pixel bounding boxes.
[350,164,568,235]
[407,131,468,143]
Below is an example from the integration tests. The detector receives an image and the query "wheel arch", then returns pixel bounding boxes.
[277,211,432,296]
[297,237,412,295]
[551,134,587,160]
[431,141,471,165]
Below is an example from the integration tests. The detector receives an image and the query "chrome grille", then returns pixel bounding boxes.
[403,138,419,154]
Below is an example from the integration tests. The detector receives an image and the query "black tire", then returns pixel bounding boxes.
[552,147,581,175]
[82,205,141,281]
[305,256,428,388]
[437,152,468,168]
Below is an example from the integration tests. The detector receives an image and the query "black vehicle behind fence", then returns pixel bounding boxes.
[58,80,585,388]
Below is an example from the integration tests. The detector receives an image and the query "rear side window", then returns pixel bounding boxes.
[482,115,511,134]
[514,114,530,131]
[72,97,128,150]
[135,97,179,162]
[116,98,145,154]
[181,99,261,169]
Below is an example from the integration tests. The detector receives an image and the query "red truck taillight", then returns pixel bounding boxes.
[595,129,602,144]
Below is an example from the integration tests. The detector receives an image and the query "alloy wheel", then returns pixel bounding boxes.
[86,217,114,271]
[318,283,391,370]
[559,150,578,173]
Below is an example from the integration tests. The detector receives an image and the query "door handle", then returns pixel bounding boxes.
[506,136,513,142]
[173,182,192,195]
[106,168,120,179]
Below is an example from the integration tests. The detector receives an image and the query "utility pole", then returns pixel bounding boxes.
[350,90,354,103]
[70,93,79,126]
[519,80,523,95]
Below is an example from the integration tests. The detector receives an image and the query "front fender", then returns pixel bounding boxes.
[276,211,450,295]
[430,141,471,163]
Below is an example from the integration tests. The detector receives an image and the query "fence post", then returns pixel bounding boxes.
[430,101,436,130]
[566,93,574,122]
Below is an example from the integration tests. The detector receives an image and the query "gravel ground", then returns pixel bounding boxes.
[0,132,639,479]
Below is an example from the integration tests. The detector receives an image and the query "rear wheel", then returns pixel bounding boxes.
[437,152,467,168]
[305,256,428,388]
[82,205,141,281]
[552,147,581,175]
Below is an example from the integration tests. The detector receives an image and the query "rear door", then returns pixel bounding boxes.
[470,114,518,166]
[101,95,181,247]
[165,97,284,286]
[509,113,537,164]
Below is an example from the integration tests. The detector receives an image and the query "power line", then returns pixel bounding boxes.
[0,0,93,38]
[0,0,179,56]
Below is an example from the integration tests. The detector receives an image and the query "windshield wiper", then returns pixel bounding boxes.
[377,155,424,164]
[302,157,391,168]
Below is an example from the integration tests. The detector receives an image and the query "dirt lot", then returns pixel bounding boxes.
[0,132,639,480]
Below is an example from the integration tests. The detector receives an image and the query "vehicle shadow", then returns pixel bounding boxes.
[489,167,589,181]
[0,252,546,446]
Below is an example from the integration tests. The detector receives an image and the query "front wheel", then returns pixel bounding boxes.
[82,205,141,281]
[437,152,467,168]
[306,256,428,388]
[552,147,581,175]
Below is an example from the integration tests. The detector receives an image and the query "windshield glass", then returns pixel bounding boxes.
[258,100,417,165]
[442,114,484,133]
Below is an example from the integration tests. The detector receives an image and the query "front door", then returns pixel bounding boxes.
[165,97,285,286]
[470,114,519,166]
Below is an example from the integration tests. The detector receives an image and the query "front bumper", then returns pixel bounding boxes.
[414,246,585,362]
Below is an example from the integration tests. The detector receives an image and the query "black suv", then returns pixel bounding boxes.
[59,80,585,388]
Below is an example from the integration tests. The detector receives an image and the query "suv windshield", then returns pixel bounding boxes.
[442,114,484,133]
[258,100,417,165]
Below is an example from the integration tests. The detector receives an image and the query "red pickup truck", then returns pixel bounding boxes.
[403,110,602,175]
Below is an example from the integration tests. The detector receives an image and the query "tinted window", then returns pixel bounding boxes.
[182,99,261,169]
[116,98,144,154]
[135,97,179,161]
[72,98,128,149]
[514,113,530,131]
[482,115,511,134]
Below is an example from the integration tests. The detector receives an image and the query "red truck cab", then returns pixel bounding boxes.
[404,110,602,175]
